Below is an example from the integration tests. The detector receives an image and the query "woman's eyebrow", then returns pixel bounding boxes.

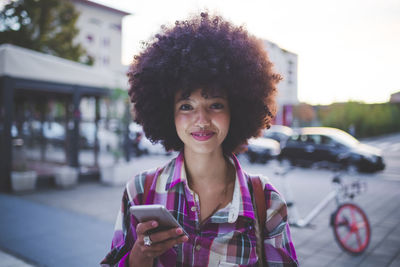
[210,95,227,99]
[176,94,227,102]
[176,96,191,102]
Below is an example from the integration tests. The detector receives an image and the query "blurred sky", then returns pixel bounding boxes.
[87,1,400,104]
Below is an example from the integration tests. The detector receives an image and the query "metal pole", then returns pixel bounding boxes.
[0,77,14,192]
[94,97,100,167]
[69,86,81,167]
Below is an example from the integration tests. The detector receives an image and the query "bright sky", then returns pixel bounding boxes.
[94,0,400,105]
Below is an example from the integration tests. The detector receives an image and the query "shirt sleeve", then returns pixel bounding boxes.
[100,188,138,267]
[263,184,298,266]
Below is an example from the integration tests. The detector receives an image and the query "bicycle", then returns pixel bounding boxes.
[276,166,371,255]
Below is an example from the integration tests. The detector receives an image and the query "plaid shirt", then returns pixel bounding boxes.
[101,152,298,266]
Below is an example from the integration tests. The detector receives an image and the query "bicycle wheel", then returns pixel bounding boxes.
[332,203,371,254]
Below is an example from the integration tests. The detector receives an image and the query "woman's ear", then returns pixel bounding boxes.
[130,103,137,121]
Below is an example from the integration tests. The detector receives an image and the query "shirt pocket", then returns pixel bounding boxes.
[213,229,257,266]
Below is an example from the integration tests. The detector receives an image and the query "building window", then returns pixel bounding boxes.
[86,34,94,43]
[89,18,102,26]
[287,60,294,84]
[103,38,110,47]
[103,56,109,65]
[110,23,121,31]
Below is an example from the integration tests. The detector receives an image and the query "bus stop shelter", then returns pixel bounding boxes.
[0,44,127,192]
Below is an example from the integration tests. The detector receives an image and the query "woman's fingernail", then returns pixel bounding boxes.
[176,228,183,234]
[152,221,158,227]
[182,235,189,241]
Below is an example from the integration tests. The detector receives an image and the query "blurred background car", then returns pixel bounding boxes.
[263,125,293,148]
[279,127,385,173]
[138,136,170,155]
[245,137,281,163]
[80,121,119,151]
[129,123,170,156]
[43,122,66,146]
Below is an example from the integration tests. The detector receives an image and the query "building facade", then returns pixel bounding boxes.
[71,0,130,72]
[70,0,130,121]
[263,40,298,126]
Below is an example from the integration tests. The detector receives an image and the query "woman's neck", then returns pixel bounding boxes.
[183,148,231,188]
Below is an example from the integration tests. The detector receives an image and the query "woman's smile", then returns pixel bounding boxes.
[191,130,215,141]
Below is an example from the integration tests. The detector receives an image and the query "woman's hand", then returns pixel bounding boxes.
[129,220,189,267]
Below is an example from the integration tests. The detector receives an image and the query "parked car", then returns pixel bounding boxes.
[279,127,385,173]
[43,122,66,146]
[138,136,170,155]
[263,125,293,148]
[12,121,65,146]
[129,122,170,156]
[80,122,119,151]
[246,137,281,163]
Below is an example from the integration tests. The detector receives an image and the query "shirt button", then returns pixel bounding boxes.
[195,244,201,251]
[191,206,197,212]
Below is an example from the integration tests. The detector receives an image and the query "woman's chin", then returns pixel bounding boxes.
[184,143,223,156]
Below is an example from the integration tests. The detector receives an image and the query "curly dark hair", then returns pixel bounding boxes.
[128,12,281,154]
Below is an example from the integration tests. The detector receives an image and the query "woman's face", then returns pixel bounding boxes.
[174,88,230,155]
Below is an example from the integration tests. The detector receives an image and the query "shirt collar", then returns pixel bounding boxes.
[162,151,255,222]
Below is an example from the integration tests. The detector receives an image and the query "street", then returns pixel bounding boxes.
[0,133,399,266]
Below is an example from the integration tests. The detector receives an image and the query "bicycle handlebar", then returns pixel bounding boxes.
[341,180,367,199]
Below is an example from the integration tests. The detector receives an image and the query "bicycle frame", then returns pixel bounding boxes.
[290,190,337,227]
[278,168,343,228]
[277,166,371,254]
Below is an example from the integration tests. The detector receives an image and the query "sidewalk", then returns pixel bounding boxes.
[0,249,35,267]
[0,154,399,266]
[0,193,113,266]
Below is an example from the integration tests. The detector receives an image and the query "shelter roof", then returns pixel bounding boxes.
[0,44,128,91]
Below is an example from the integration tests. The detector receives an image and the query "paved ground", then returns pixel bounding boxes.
[0,249,34,267]
[1,134,399,266]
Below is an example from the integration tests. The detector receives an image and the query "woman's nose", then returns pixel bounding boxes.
[195,107,210,127]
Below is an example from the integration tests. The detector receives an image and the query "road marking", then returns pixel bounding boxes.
[382,172,400,182]
[365,141,400,152]
[390,143,400,152]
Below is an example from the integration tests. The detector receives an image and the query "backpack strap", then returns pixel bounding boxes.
[142,167,162,204]
[249,175,266,266]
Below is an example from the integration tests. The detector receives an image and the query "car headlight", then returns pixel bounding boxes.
[364,154,378,163]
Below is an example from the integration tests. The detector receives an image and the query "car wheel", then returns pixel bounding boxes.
[280,158,292,168]
[346,163,359,175]
[247,153,257,163]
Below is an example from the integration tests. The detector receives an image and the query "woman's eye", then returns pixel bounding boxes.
[179,104,192,110]
[210,103,224,109]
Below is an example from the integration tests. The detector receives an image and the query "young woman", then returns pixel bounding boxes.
[102,12,298,267]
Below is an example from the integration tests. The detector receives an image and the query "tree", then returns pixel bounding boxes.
[316,102,400,138]
[0,0,94,65]
[293,103,316,126]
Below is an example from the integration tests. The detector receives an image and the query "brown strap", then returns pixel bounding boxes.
[250,176,266,265]
[142,168,161,204]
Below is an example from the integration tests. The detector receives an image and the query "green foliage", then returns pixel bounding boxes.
[0,0,93,65]
[111,88,129,101]
[316,102,400,138]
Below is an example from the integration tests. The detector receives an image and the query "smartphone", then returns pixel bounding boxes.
[130,204,188,236]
